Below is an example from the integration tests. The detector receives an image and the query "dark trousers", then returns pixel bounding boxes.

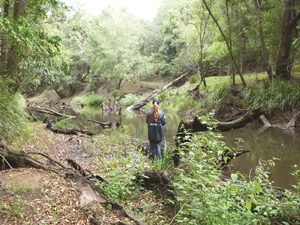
[149,142,161,160]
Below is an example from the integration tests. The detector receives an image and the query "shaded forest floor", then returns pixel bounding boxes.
[0,123,134,224]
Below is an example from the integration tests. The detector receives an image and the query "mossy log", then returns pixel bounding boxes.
[0,143,143,225]
[177,109,262,133]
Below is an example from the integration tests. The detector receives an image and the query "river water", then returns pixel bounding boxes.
[53,107,300,189]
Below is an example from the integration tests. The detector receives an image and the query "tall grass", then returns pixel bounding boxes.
[209,79,231,112]
[0,85,29,140]
[245,80,300,113]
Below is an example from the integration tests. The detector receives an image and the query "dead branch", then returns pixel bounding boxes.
[27,103,76,118]
[127,71,190,111]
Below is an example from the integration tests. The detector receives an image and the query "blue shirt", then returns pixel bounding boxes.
[146,109,166,143]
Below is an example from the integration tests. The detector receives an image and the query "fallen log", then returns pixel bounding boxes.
[0,144,143,225]
[88,119,120,129]
[45,121,94,136]
[174,110,261,166]
[127,71,190,111]
[28,103,76,118]
[258,111,300,133]
[177,109,262,133]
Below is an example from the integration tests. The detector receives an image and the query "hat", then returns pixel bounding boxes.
[152,97,160,104]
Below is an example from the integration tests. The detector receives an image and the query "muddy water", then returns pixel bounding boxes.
[45,106,299,189]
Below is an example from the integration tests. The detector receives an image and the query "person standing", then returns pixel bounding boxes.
[146,97,166,160]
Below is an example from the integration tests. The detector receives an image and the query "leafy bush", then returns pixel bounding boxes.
[245,80,300,113]
[189,74,199,84]
[120,93,140,107]
[0,85,29,140]
[72,92,106,107]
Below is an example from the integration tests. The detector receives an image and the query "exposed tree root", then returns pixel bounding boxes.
[0,143,144,225]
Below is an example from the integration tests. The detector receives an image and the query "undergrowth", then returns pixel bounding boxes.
[0,84,29,140]
[171,131,300,225]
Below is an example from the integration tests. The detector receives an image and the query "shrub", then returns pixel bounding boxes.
[189,74,199,84]
[72,92,106,107]
[119,93,140,107]
[0,85,29,140]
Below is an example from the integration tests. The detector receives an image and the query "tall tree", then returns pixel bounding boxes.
[275,0,300,79]
[202,0,247,87]
[0,0,60,93]
[253,0,274,81]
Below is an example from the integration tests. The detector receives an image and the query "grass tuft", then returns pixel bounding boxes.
[245,80,300,113]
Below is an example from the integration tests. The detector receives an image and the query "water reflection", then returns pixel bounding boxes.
[223,122,300,189]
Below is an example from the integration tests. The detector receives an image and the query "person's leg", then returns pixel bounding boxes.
[155,143,161,160]
[149,143,155,160]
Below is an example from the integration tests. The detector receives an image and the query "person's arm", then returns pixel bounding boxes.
[160,112,166,126]
[146,112,150,124]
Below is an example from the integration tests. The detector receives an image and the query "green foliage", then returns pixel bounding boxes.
[119,93,140,107]
[53,118,79,130]
[0,85,29,140]
[245,80,300,113]
[72,93,106,107]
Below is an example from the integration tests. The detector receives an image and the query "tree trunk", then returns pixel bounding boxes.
[117,77,124,89]
[202,0,247,87]
[225,0,236,87]
[6,0,27,92]
[0,0,10,75]
[275,0,300,79]
[253,0,274,81]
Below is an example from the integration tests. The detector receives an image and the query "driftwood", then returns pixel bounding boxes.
[127,71,190,111]
[258,111,300,133]
[216,149,250,168]
[28,103,76,118]
[88,119,121,129]
[46,121,94,136]
[0,143,143,225]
